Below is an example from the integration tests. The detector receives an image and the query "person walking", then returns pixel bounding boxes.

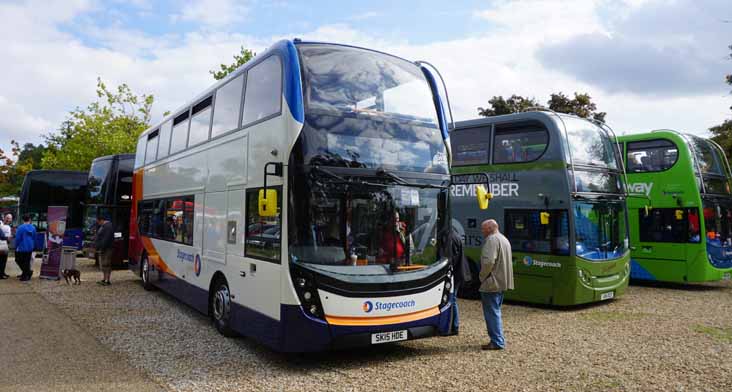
[14,215,36,282]
[95,215,114,286]
[0,214,12,279]
[479,219,514,350]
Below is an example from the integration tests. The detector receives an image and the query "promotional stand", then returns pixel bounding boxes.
[40,206,68,280]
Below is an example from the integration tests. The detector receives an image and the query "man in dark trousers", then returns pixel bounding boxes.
[447,225,470,335]
[95,215,114,286]
[14,215,36,282]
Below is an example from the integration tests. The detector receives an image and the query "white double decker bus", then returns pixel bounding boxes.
[129,40,456,351]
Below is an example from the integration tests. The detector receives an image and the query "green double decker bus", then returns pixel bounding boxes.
[450,111,630,305]
[618,131,732,283]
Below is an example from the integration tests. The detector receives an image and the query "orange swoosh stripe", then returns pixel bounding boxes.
[325,306,439,326]
[141,236,176,277]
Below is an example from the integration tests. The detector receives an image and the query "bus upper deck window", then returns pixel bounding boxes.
[242,56,282,126]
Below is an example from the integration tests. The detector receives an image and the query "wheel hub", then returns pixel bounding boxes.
[213,285,231,321]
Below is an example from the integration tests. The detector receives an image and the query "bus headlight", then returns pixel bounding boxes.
[296,277,307,288]
[578,268,592,285]
[445,281,452,291]
[309,304,319,315]
[290,268,325,320]
[303,291,312,301]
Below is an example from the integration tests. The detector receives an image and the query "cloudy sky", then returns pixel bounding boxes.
[1,0,730,155]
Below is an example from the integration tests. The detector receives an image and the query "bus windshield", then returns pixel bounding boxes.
[288,175,447,275]
[297,44,448,174]
[88,159,113,205]
[562,116,618,169]
[574,200,627,261]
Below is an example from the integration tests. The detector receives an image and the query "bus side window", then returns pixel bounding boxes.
[626,139,678,172]
[245,187,281,263]
[242,56,282,126]
[493,123,548,164]
[211,74,244,137]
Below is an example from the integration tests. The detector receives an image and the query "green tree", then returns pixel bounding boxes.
[41,78,153,171]
[478,95,542,117]
[0,141,35,198]
[547,92,607,122]
[478,92,607,122]
[210,46,256,80]
[709,44,732,158]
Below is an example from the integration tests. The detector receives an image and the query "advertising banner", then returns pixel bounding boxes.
[40,206,68,280]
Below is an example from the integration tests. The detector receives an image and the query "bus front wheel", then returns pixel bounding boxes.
[141,255,155,291]
[211,278,237,337]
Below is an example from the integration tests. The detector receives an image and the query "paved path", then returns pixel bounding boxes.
[0,256,165,392]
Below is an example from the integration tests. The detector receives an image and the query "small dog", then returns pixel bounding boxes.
[63,269,81,285]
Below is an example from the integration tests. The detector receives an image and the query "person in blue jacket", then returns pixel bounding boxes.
[14,215,36,281]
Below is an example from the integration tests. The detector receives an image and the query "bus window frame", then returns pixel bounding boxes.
[491,121,550,165]
[210,72,246,139]
[504,208,570,256]
[625,138,679,174]
[186,95,214,149]
[450,125,492,167]
[241,54,283,130]
[244,186,283,264]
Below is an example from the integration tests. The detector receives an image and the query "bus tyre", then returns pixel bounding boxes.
[141,255,155,291]
[211,279,237,337]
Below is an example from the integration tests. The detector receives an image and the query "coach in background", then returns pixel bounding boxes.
[95,215,114,286]
[479,219,514,350]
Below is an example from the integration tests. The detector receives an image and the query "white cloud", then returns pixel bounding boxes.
[0,0,729,161]
[172,0,249,28]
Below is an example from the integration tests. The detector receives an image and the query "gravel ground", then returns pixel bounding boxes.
[21,257,732,391]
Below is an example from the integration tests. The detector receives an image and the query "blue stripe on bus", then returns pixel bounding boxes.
[421,66,450,141]
[282,40,305,124]
[629,259,657,281]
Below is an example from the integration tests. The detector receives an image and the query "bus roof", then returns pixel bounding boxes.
[454,110,591,130]
[92,153,135,163]
[137,39,427,142]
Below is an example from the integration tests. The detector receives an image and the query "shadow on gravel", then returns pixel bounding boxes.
[630,279,731,292]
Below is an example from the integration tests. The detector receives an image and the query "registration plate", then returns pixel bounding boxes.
[371,330,408,345]
[723,273,731,281]
[600,291,615,301]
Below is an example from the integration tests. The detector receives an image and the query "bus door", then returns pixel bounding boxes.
[632,207,698,261]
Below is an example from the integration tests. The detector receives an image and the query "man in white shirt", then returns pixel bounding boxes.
[0,213,13,279]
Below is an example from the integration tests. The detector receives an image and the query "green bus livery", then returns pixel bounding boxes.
[618,131,732,283]
[450,111,630,305]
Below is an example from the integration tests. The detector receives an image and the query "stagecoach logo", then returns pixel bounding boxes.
[628,182,653,196]
[362,299,416,313]
[522,256,561,269]
[194,254,202,277]
[176,249,194,263]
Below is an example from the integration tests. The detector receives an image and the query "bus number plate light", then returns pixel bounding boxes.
[371,330,408,345]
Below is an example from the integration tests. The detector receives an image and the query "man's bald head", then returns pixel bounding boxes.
[481,219,499,237]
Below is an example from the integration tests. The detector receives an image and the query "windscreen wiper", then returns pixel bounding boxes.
[376,168,448,189]
[310,166,387,188]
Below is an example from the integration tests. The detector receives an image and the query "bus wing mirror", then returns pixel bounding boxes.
[258,189,278,217]
[476,185,493,210]
[540,212,550,225]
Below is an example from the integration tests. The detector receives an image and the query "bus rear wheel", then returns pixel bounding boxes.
[211,278,237,337]
[141,255,155,291]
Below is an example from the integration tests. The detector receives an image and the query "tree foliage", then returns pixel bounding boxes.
[41,78,153,171]
[710,44,732,158]
[547,92,607,122]
[478,92,607,122]
[0,142,44,198]
[210,46,256,80]
[478,95,541,117]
